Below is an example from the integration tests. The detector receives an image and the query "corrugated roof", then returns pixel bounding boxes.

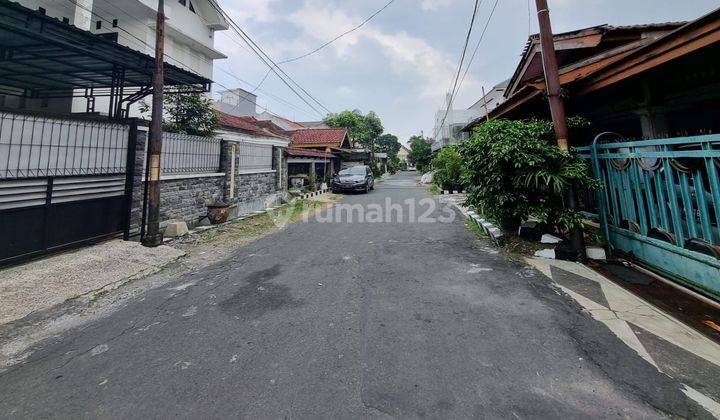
[291,128,348,146]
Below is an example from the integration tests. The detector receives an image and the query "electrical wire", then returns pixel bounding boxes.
[206,0,332,115]
[455,0,500,95]
[251,0,396,92]
[434,0,481,139]
[61,0,314,121]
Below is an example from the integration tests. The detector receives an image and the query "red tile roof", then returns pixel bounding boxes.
[217,111,290,139]
[291,128,348,147]
[287,147,334,158]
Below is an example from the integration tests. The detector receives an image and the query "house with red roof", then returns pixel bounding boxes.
[290,128,351,150]
[285,127,374,188]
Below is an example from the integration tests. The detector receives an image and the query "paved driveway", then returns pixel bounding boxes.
[0,172,709,419]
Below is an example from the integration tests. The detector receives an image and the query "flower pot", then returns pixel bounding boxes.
[207,204,230,225]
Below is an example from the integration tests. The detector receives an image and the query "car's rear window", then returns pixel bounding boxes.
[339,167,366,176]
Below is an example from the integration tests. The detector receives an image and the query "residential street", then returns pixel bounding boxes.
[0,172,711,418]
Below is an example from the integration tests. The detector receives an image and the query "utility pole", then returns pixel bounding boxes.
[143,0,165,247]
[534,0,585,259]
[481,86,490,122]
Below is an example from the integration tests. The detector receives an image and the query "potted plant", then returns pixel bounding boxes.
[207,200,230,225]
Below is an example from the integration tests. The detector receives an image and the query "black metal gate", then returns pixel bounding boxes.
[0,111,136,265]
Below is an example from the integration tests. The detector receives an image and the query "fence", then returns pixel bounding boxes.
[237,141,273,172]
[578,133,720,300]
[160,132,221,175]
[0,111,129,179]
[0,111,135,264]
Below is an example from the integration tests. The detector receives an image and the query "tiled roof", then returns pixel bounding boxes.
[217,111,290,139]
[287,148,334,158]
[291,128,348,146]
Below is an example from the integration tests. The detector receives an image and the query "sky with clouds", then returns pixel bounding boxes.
[212,0,718,144]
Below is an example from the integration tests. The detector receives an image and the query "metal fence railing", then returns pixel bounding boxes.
[237,141,273,172]
[160,132,221,175]
[0,111,130,179]
[577,133,720,299]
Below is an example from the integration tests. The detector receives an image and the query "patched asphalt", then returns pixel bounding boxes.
[0,172,710,419]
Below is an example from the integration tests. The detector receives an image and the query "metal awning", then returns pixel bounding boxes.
[0,0,211,117]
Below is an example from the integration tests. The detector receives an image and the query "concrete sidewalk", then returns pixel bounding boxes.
[0,240,184,326]
[526,257,720,417]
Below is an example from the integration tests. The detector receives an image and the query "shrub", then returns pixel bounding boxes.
[458,118,600,233]
[432,146,463,191]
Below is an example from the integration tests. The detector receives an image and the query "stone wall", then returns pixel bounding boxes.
[158,175,225,228]
[232,171,276,202]
[128,126,147,238]
[222,139,288,218]
[129,134,289,238]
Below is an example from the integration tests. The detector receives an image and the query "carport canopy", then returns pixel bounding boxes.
[0,0,210,115]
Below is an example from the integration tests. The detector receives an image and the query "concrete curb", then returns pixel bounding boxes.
[466,210,504,244]
[300,188,329,200]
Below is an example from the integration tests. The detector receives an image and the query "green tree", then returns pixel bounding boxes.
[376,133,401,158]
[140,86,219,137]
[324,109,384,149]
[408,135,433,172]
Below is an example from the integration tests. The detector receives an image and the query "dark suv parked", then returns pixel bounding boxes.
[331,166,374,193]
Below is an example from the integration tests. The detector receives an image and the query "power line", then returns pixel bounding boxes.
[282,0,396,65]
[62,0,317,121]
[64,0,320,119]
[455,0,500,96]
[434,0,481,139]
[251,0,396,92]
[214,63,317,119]
[206,0,332,115]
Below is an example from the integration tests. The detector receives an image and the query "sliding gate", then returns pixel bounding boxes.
[0,111,136,264]
[578,133,720,300]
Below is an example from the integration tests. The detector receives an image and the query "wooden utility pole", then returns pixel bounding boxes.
[481,86,490,122]
[534,0,585,259]
[142,0,165,247]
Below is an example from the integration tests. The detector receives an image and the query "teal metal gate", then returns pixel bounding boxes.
[578,133,720,300]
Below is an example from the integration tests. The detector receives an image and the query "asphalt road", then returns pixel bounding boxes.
[0,172,710,419]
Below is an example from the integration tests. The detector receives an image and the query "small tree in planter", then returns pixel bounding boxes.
[458,118,600,234]
[140,86,219,137]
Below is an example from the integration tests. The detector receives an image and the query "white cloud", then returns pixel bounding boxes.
[420,0,457,11]
[223,0,276,23]
[289,3,363,57]
[287,1,463,98]
[336,85,355,96]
